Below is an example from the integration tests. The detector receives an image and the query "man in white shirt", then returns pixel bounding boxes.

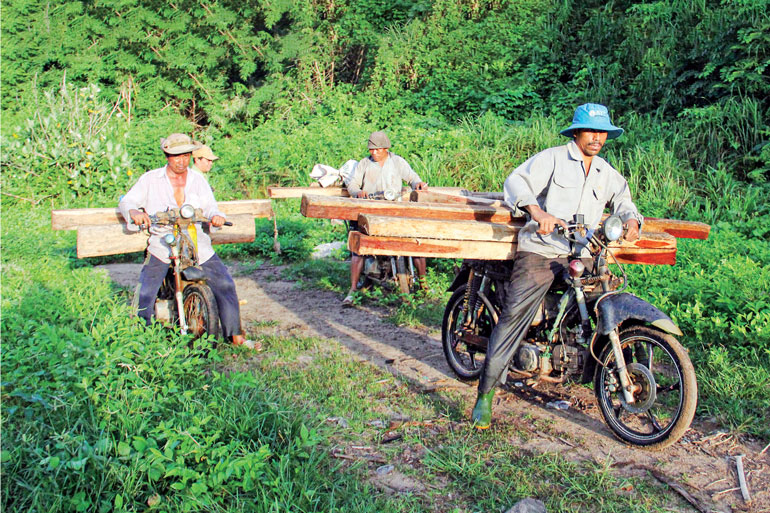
[343,131,429,305]
[119,133,257,349]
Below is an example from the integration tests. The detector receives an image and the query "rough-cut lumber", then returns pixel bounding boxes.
[641,217,710,240]
[52,200,273,231]
[409,190,507,208]
[349,231,676,265]
[302,194,517,223]
[359,214,520,243]
[268,186,350,198]
[76,215,256,258]
[348,231,517,260]
[303,194,710,240]
[269,185,466,199]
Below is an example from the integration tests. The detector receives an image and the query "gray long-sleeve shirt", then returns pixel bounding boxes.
[345,152,422,197]
[504,140,642,258]
[118,166,226,264]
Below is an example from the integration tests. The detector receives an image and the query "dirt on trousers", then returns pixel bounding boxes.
[99,261,769,513]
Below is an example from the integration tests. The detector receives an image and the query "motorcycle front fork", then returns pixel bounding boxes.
[170,246,188,335]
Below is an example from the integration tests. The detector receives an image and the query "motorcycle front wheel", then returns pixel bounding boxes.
[183,283,221,340]
[441,284,497,380]
[594,325,697,449]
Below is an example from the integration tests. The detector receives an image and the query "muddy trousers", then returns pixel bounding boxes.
[478,252,571,395]
[137,254,243,337]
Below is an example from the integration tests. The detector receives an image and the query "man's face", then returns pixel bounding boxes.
[166,152,191,175]
[194,157,213,173]
[573,129,608,157]
[369,147,388,163]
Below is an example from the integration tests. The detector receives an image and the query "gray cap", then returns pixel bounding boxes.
[367,131,391,149]
[160,133,201,155]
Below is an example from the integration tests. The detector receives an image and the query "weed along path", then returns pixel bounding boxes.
[100,261,769,513]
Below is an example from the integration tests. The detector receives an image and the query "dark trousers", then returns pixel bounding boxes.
[137,254,242,337]
[478,252,572,394]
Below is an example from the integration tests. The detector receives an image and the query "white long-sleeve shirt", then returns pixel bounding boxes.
[345,152,422,198]
[118,166,226,264]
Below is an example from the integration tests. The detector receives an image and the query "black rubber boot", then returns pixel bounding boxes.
[471,390,494,429]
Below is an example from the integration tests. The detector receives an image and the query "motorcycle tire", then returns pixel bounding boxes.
[593,325,697,449]
[395,256,412,298]
[441,284,498,380]
[183,283,221,340]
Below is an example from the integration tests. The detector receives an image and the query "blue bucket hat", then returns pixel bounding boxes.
[560,103,624,140]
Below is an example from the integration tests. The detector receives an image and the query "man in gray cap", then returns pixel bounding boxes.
[470,104,642,428]
[119,133,258,349]
[343,131,429,305]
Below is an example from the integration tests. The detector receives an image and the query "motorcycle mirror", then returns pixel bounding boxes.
[163,233,176,245]
[603,215,624,242]
[180,204,195,219]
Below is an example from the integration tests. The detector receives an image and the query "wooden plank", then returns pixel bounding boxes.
[641,217,710,240]
[301,194,517,223]
[348,231,518,260]
[358,214,520,243]
[305,194,709,241]
[268,186,350,198]
[348,231,676,265]
[268,185,466,199]
[76,214,256,258]
[52,200,272,230]
[409,190,507,208]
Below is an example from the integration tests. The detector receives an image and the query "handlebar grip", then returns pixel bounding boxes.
[224,221,233,226]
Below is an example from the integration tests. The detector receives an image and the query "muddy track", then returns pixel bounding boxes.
[99,262,769,513]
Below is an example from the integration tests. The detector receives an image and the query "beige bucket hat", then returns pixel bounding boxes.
[192,144,219,161]
[160,133,201,155]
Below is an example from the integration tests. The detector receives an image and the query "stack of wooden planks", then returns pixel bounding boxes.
[267,185,467,199]
[300,192,711,265]
[52,200,273,258]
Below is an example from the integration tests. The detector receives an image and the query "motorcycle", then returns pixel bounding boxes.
[349,190,419,298]
[441,214,698,449]
[132,203,232,339]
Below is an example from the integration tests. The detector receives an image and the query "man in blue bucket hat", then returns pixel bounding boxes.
[471,103,643,429]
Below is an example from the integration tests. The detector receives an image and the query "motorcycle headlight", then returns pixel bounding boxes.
[163,233,176,245]
[180,204,195,219]
[603,215,624,242]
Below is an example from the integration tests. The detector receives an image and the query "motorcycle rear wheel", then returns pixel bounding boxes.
[594,325,697,449]
[183,283,221,340]
[441,284,498,380]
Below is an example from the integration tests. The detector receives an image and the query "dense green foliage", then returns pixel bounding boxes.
[1,0,769,510]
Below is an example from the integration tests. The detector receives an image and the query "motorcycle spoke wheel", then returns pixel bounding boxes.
[441,285,496,381]
[594,326,697,449]
[183,283,221,341]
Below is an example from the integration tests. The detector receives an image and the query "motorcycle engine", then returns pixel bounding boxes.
[515,342,541,372]
[552,344,582,375]
[363,256,380,277]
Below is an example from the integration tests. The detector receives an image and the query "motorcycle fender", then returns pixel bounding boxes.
[595,292,683,337]
[447,267,471,292]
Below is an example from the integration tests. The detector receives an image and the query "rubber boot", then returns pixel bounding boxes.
[471,390,494,429]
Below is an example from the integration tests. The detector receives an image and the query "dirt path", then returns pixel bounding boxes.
[98,262,769,513]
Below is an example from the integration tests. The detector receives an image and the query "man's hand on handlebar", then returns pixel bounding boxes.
[623,219,640,242]
[210,215,226,227]
[356,191,369,199]
[414,182,428,191]
[526,205,568,235]
[129,209,151,229]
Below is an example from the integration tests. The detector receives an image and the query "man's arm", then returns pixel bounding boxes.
[607,172,642,241]
[119,175,150,230]
[503,150,563,233]
[199,179,227,226]
[395,155,427,190]
[345,159,368,197]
